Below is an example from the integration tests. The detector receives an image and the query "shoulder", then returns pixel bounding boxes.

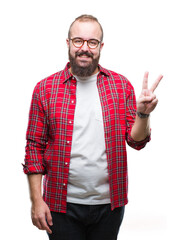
[34,63,71,93]
[100,65,134,90]
[35,70,63,91]
[31,70,67,101]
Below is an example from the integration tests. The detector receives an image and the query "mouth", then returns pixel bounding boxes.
[76,54,93,63]
[78,54,91,58]
[76,51,93,59]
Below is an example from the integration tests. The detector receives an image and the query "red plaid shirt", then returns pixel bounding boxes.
[23,63,150,213]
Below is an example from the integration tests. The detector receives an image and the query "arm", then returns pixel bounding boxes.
[131,72,163,141]
[27,174,53,234]
[23,83,52,233]
[23,82,48,175]
[131,114,150,141]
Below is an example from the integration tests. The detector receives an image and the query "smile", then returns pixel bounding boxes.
[78,55,91,58]
[76,51,93,59]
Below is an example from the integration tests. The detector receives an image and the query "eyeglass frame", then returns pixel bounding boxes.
[69,37,102,49]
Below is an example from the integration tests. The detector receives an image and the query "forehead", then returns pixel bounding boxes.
[70,21,102,40]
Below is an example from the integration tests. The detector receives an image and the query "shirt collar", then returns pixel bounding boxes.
[61,62,110,83]
[98,64,110,77]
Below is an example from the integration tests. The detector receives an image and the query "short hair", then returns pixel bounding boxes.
[68,14,104,41]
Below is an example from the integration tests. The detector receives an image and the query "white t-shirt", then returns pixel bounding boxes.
[67,72,111,205]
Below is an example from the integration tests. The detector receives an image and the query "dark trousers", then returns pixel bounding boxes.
[48,202,125,240]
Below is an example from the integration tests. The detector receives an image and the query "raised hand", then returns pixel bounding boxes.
[137,72,163,115]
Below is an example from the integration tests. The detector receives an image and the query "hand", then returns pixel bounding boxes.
[31,199,53,234]
[137,72,163,114]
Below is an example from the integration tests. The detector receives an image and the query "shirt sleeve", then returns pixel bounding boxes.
[125,81,151,150]
[22,82,48,174]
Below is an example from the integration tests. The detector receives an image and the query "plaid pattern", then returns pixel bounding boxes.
[23,63,150,213]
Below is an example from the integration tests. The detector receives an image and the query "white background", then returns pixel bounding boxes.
[0,0,183,239]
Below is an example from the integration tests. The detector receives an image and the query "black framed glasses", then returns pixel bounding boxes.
[70,37,101,49]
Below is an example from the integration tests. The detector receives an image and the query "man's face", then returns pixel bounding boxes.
[66,21,104,77]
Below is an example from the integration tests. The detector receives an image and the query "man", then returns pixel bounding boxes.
[23,15,163,240]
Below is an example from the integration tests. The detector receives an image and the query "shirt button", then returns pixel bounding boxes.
[65,162,68,165]
[63,183,66,187]
[67,141,70,144]
[69,120,72,124]
[71,100,74,104]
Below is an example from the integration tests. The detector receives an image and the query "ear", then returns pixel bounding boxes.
[66,38,70,48]
[100,42,104,51]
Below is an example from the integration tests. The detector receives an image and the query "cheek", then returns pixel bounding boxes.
[93,49,100,58]
[69,47,77,57]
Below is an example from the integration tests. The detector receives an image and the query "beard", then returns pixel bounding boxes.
[69,49,100,77]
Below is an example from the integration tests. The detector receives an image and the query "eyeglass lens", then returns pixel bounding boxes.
[72,38,99,49]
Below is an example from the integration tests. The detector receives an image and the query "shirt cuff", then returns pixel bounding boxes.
[22,163,47,175]
[127,133,151,150]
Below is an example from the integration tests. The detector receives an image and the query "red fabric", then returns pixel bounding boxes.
[23,63,150,213]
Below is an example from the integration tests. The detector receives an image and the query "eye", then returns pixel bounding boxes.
[73,38,83,44]
[89,40,98,46]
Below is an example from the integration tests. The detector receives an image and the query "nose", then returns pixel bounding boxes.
[80,40,89,51]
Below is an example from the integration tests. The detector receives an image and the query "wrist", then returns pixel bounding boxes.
[137,112,150,119]
[30,194,43,204]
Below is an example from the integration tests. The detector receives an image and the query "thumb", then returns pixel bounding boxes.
[46,209,53,226]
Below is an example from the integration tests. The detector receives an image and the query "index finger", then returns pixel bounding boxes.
[40,218,52,234]
[150,74,163,92]
[142,71,149,90]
